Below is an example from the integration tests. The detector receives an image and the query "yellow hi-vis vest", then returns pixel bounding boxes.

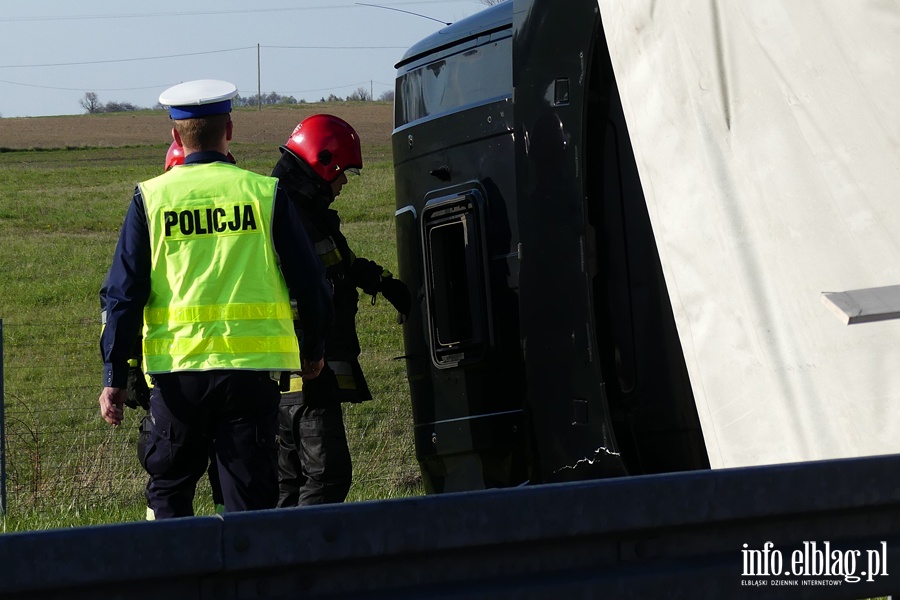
[138,162,301,374]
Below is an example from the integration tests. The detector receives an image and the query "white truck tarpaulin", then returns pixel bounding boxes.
[598,0,900,467]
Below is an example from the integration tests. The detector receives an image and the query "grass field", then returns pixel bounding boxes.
[0,102,421,532]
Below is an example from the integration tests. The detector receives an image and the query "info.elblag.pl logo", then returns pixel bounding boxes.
[741,541,889,587]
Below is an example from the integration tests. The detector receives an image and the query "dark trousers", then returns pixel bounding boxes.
[138,412,225,509]
[276,368,352,507]
[142,370,280,519]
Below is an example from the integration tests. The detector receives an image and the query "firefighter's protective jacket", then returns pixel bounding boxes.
[273,153,382,403]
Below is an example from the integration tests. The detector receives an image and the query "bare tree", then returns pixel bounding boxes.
[79,92,102,114]
[347,86,372,102]
[478,0,505,5]
[378,90,395,102]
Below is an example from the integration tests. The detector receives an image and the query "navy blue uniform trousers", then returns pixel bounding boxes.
[142,370,280,518]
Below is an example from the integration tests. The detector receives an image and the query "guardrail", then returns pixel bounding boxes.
[1,453,899,598]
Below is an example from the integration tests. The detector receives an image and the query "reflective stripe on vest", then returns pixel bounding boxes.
[139,162,300,373]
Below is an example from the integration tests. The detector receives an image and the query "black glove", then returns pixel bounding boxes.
[379,276,411,323]
[125,366,151,410]
[349,257,384,296]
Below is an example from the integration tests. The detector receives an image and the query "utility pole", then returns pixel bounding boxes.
[257,44,262,112]
[370,80,374,101]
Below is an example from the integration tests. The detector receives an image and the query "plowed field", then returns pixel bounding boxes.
[0,102,393,150]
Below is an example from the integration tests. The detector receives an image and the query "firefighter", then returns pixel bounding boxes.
[271,114,411,506]
[98,79,333,518]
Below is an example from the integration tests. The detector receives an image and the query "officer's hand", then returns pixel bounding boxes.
[124,366,151,410]
[379,276,411,324]
[301,356,325,380]
[99,387,126,426]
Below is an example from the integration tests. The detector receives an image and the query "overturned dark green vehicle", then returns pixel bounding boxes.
[392,0,709,494]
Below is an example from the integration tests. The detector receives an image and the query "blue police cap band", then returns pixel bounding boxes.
[168,99,232,120]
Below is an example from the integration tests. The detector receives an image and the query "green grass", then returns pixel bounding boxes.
[0,137,420,532]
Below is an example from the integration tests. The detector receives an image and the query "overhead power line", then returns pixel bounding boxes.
[263,45,407,50]
[356,3,451,26]
[0,47,256,69]
[0,1,460,23]
[0,78,176,92]
[275,81,390,95]
[0,45,410,70]
[0,76,390,95]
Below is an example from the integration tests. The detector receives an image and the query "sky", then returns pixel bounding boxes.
[0,1,489,118]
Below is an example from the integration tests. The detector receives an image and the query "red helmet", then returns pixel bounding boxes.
[281,114,362,182]
[165,141,185,171]
[164,141,236,171]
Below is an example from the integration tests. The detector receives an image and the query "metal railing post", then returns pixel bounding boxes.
[1,318,6,517]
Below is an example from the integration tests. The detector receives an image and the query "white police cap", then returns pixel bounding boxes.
[159,79,238,119]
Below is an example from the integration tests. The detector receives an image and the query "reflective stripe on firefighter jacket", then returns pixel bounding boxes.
[139,162,301,374]
[313,211,372,403]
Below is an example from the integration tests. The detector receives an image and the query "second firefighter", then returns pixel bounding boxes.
[272,114,411,506]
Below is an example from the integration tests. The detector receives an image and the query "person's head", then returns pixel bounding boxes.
[166,141,236,172]
[159,79,238,156]
[172,113,232,154]
[280,114,362,197]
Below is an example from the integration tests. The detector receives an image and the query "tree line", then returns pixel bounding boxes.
[78,92,146,114]
[79,87,394,114]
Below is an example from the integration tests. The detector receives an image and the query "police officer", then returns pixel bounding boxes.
[99,79,333,518]
[271,114,411,506]
[99,140,233,519]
